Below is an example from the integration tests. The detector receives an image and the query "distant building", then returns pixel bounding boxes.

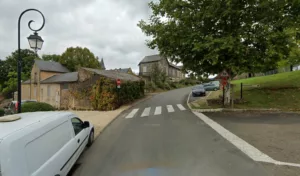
[114,68,135,75]
[138,54,185,81]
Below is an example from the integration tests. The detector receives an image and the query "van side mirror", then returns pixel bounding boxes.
[82,121,90,128]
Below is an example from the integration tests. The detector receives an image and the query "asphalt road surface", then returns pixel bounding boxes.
[71,87,270,176]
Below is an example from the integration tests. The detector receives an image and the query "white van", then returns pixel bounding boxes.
[0,112,94,176]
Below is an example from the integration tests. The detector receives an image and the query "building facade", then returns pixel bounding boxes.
[138,54,185,81]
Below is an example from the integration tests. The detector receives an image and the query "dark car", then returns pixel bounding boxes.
[192,85,206,97]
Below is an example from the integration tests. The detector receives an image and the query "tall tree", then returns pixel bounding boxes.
[0,49,37,85]
[60,47,101,71]
[41,54,61,62]
[138,0,300,76]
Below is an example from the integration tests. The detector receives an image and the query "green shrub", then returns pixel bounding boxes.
[0,108,4,117]
[145,81,157,92]
[169,82,177,88]
[164,82,171,90]
[156,81,165,89]
[22,102,55,113]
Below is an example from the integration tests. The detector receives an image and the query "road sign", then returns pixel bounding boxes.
[220,70,229,78]
[116,79,121,88]
[221,79,227,86]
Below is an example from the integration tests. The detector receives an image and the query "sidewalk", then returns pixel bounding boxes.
[71,94,155,138]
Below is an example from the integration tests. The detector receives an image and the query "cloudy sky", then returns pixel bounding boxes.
[0,0,157,72]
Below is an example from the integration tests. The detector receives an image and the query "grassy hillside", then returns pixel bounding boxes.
[231,71,300,110]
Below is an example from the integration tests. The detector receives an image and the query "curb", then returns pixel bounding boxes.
[192,108,281,113]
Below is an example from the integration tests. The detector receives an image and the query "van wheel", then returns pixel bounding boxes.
[87,130,94,147]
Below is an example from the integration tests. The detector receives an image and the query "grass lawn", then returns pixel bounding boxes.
[231,70,300,110]
[192,70,300,110]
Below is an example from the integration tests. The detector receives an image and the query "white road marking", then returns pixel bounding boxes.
[177,104,186,111]
[154,106,162,115]
[167,105,174,113]
[141,107,151,117]
[125,108,139,119]
[193,111,300,168]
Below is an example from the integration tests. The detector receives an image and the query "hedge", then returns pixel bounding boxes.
[88,77,145,111]
[22,102,55,113]
[0,108,4,117]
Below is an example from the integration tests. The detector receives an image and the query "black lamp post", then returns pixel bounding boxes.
[18,9,45,113]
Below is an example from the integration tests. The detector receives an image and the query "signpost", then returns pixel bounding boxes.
[116,79,121,106]
[116,79,121,89]
[218,70,230,107]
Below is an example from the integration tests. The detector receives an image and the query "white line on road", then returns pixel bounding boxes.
[167,105,174,113]
[193,111,300,168]
[125,109,139,119]
[141,107,151,117]
[154,106,162,115]
[177,104,186,111]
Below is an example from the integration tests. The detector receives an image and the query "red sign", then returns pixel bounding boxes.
[116,79,121,86]
[221,77,228,86]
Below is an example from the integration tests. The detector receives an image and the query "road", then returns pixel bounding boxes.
[71,87,270,176]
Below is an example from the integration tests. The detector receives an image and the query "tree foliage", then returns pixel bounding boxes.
[0,49,37,96]
[42,54,61,62]
[60,47,101,71]
[149,63,167,84]
[138,0,300,76]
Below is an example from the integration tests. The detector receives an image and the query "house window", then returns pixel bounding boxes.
[143,66,147,72]
[47,85,51,96]
[63,83,69,90]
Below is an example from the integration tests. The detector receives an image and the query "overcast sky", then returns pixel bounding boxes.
[0,0,157,72]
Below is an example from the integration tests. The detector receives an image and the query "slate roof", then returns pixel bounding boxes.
[139,54,183,70]
[35,60,69,73]
[139,54,163,65]
[82,68,140,81]
[22,79,31,84]
[41,72,78,84]
[115,68,130,73]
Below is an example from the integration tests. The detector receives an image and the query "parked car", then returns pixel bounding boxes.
[4,100,37,115]
[203,83,220,91]
[0,111,94,176]
[192,85,206,97]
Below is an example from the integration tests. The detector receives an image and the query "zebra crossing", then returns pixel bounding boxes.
[125,104,186,119]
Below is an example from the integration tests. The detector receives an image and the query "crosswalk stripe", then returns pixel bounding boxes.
[177,104,186,111]
[167,105,174,113]
[154,106,162,115]
[141,107,151,117]
[125,108,139,119]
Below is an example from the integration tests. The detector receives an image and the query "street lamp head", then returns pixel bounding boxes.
[27,32,44,51]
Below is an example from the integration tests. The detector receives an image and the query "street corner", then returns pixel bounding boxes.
[187,89,221,110]
[199,111,300,175]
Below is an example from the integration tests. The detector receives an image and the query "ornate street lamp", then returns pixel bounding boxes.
[18,9,45,113]
[27,32,44,53]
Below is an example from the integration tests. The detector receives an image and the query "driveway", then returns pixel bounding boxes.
[205,111,300,176]
[71,87,269,176]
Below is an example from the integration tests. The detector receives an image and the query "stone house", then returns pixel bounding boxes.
[114,68,135,75]
[138,54,185,81]
[22,61,140,109]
